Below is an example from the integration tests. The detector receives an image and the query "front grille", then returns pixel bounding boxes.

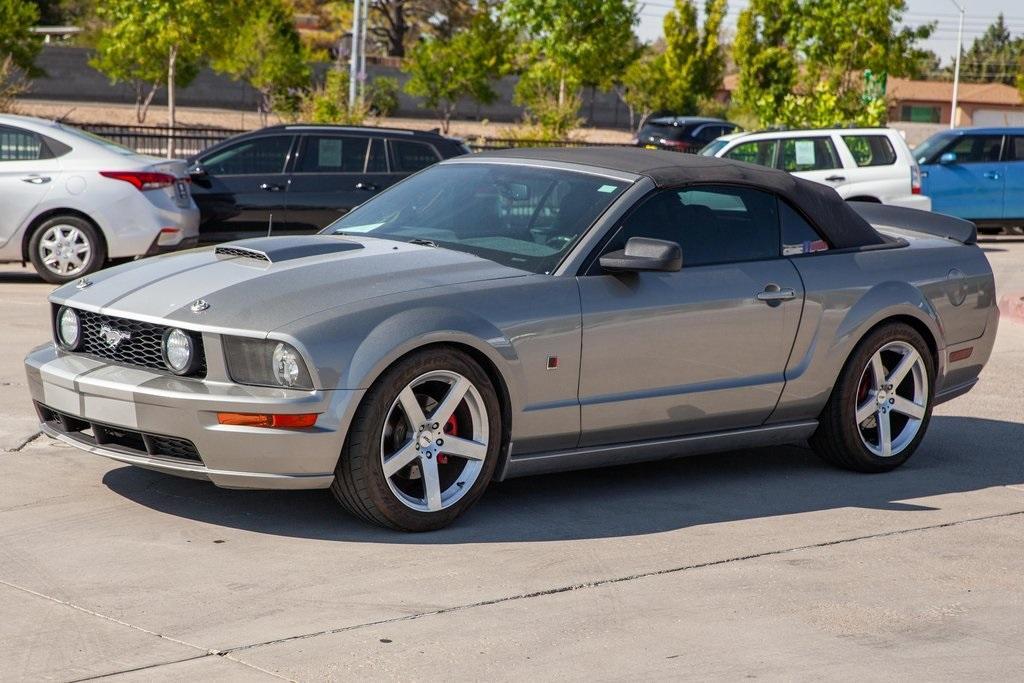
[67,308,206,378]
[37,403,203,464]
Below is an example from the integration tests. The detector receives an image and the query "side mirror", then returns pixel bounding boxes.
[939,152,957,165]
[188,162,208,178]
[600,237,682,273]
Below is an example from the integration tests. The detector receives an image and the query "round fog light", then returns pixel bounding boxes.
[163,328,195,375]
[272,342,301,387]
[57,306,81,350]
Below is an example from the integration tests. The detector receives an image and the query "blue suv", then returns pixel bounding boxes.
[915,127,1024,233]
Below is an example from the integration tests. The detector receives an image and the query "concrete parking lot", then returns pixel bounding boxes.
[1,242,1023,682]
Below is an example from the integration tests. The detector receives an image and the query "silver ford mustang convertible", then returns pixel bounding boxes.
[25,148,998,531]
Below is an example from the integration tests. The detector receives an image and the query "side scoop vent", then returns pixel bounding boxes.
[215,236,364,263]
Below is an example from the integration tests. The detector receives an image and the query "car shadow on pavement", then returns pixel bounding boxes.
[102,415,1024,544]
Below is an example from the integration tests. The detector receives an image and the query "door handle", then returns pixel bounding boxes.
[756,285,797,305]
[983,171,1001,180]
[824,175,845,182]
[355,182,378,191]
[21,175,51,184]
[259,183,284,192]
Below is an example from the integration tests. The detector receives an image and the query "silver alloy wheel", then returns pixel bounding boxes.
[380,370,489,512]
[38,224,92,276]
[854,340,928,457]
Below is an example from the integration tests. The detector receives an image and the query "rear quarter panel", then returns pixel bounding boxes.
[771,237,996,423]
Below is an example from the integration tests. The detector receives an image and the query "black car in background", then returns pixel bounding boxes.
[187,125,469,241]
[633,116,738,153]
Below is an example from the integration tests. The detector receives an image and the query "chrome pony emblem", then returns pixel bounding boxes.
[190,299,210,313]
[75,277,92,289]
[99,324,131,349]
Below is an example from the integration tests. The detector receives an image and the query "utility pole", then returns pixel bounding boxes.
[349,0,363,109]
[359,0,369,102]
[949,0,965,129]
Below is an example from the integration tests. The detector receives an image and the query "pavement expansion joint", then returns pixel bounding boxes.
[218,508,1024,656]
[2,431,42,453]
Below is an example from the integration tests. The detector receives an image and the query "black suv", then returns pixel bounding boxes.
[187,125,469,241]
[633,116,738,153]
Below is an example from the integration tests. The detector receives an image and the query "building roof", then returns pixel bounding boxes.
[887,78,1023,107]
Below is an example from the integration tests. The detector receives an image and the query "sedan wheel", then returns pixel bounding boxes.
[811,323,934,472]
[332,348,503,531]
[28,216,106,284]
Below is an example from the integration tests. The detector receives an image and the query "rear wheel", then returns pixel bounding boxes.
[811,323,934,472]
[331,348,502,531]
[28,215,106,284]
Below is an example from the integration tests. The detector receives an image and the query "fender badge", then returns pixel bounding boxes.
[75,277,92,289]
[190,299,210,313]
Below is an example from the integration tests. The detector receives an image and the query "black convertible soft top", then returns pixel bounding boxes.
[473,146,887,249]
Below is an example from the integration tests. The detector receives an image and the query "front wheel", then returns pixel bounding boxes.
[331,348,502,531]
[811,323,935,472]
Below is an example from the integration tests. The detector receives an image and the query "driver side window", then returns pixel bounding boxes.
[598,185,780,269]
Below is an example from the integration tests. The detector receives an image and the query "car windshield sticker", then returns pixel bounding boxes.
[597,184,618,193]
[319,138,343,168]
[795,140,816,166]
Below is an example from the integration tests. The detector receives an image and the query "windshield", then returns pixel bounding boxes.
[913,133,954,165]
[323,163,629,274]
[57,124,138,155]
[699,139,729,156]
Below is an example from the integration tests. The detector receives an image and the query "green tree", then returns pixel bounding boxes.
[661,0,727,114]
[503,0,638,136]
[91,0,237,151]
[1,0,42,75]
[402,13,510,132]
[619,50,669,128]
[214,0,310,125]
[735,0,933,127]
[953,14,1023,85]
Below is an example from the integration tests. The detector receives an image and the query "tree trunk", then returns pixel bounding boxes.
[558,72,565,108]
[167,44,178,159]
[137,82,158,124]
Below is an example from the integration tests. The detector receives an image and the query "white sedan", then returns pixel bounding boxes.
[0,114,199,283]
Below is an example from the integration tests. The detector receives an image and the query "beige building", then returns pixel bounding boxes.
[885,78,1024,127]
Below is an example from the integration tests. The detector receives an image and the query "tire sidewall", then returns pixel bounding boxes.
[345,349,502,531]
[834,324,936,470]
[29,216,105,284]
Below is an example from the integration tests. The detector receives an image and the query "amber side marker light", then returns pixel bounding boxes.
[949,347,973,363]
[217,412,319,428]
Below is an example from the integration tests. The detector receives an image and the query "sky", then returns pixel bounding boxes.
[635,0,1024,71]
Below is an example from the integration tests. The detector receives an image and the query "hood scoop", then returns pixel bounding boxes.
[215,236,364,263]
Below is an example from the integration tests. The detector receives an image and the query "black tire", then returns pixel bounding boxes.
[331,347,503,531]
[810,322,935,473]
[28,215,106,284]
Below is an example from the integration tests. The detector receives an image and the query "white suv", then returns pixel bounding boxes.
[0,114,199,283]
[701,128,930,211]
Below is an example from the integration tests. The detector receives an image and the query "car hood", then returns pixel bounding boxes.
[51,235,528,332]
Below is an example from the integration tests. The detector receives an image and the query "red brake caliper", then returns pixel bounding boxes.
[437,414,458,465]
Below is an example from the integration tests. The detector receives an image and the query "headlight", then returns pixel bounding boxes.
[56,306,81,350]
[223,337,313,389]
[162,328,200,375]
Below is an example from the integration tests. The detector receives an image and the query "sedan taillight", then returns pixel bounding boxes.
[100,171,177,191]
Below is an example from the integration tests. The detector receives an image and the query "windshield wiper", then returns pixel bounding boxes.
[408,238,438,248]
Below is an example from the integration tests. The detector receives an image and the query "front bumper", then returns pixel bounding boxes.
[25,343,364,489]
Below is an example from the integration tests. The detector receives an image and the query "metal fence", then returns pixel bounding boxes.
[79,124,247,157]
[76,124,628,158]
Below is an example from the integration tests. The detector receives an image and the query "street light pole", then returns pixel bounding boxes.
[949,0,965,129]
[349,0,363,110]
